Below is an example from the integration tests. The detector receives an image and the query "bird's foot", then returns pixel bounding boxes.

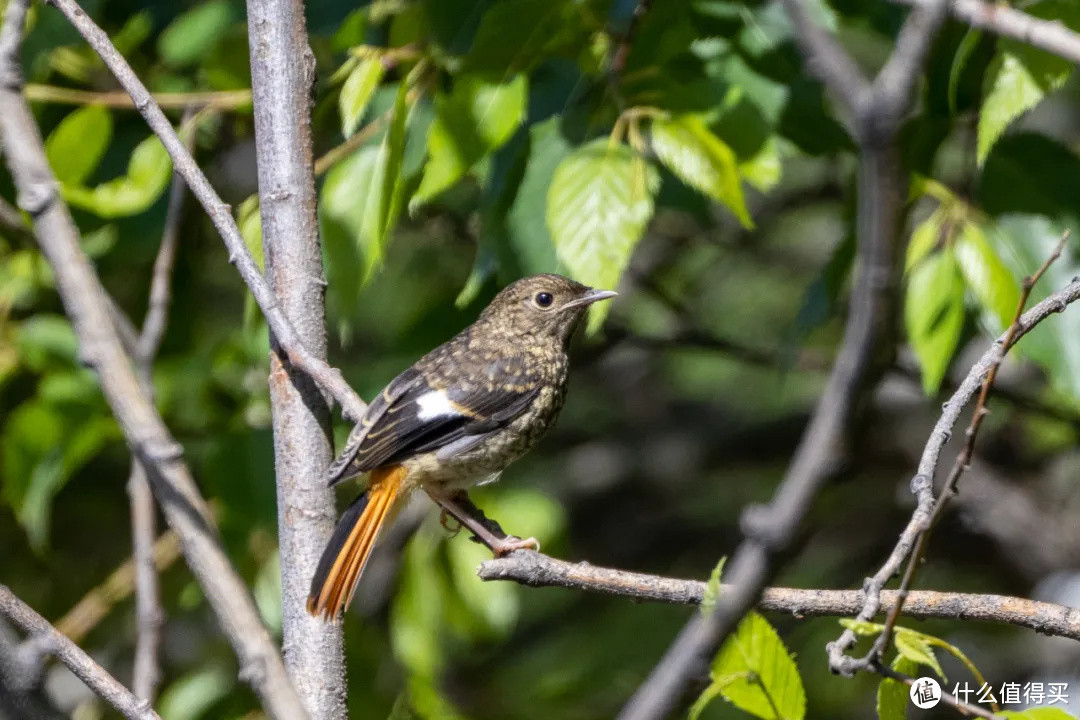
[439,509,462,536]
[490,535,540,557]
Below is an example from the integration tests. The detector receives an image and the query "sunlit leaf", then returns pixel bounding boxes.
[701,556,726,617]
[63,135,173,218]
[546,139,657,332]
[158,665,233,720]
[650,113,753,228]
[707,611,806,720]
[340,57,385,138]
[905,209,945,273]
[877,656,918,720]
[954,220,1020,331]
[412,74,527,207]
[45,105,112,185]
[894,628,946,681]
[904,248,965,394]
[158,0,236,68]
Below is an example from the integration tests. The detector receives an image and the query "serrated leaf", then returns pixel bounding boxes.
[895,628,946,681]
[877,656,918,720]
[546,140,657,333]
[340,57,385,138]
[905,209,945,273]
[701,556,726,617]
[651,114,753,228]
[904,248,965,394]
[708,611,806,720]
[62,135,173,218]
[412,74,527,207]
[977,50,1071,165]
[954,221,1020,331]
[45,105,112,185]
[158,0,235,68]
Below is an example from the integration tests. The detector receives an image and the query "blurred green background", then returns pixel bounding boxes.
[3,0,1080,718]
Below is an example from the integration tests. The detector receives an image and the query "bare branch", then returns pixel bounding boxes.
[777,0,871,116]
[892,0,1080,65]
[45,0,366,423]
[480,550,1080,641]
[871,0,952,129]
[245,0,346,715]
[830,234,1079,676]
[0,3,307,717]
[24,84,252,109]
[0,585,160,720]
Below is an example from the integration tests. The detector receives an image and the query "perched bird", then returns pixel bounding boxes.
[307,274,616,620]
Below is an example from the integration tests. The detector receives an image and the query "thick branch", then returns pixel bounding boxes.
[246,0,346,716]
[45,0,366,423]
[0,3,307,717]
[892,0,1080,65]
[479,551,1080,640]
[0,585,160,720]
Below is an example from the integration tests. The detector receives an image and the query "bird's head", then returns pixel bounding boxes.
[477,274,617,344]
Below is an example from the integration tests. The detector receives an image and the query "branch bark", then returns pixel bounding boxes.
[892,0,1080,64]
[0,3,307,718]
[479,550,1080,640]
[0,585,161,720]
[246,0,346,716]
[618,3,950,718]
[45,0,366,424]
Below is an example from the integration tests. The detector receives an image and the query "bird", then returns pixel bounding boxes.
[307,274,617,620]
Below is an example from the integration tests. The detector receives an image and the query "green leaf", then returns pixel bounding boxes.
[45,105,112,185]
[158,665,233,720]
[464,0,574,73]
[253,549,282,635]
[321,84,409,284]
[977,48,1071,165]
[954,221,1020,332]
[16,315,78,371]
[412,74,527,207]
[506,118,566,274]
[701,556,726,617]
[650,114,753,228]
[838,618,885,636]
[877,656,918,720]
[904,248,965,394]
[158,0,236,68]
[738,136,783,193]
[905,209,945,273]
[546,140,657,333]
[63,135,173,218]
[894,627,946,681]
[339,57,385,138]
[708,611,806,720]
[1002,710,1079,720]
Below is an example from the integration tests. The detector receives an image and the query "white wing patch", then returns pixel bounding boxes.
[416,389,460,421]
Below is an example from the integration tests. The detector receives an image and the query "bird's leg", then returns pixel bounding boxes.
[426,489,540,556]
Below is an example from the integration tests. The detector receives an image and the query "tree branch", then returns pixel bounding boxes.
[892,0,1080,65]
[618,4,950,718]
[44,0,366,423]
[0,3,307,717]
[23,84,252,109]
[0,585,160,720]
[245,0,346,716]
[479,550,1080,641]
[829,237,1080,677]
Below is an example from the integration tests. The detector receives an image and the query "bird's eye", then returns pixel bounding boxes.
[534,292,554,308]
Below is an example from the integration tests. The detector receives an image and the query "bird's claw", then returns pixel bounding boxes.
[491,536,540,557]
[439,509,462,536]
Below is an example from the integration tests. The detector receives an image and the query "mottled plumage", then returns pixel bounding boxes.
[308,274,615,619]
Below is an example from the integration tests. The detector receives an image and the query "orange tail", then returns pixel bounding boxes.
[307,465,406,620]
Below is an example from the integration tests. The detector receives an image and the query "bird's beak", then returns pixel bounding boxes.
[562,288,618,310]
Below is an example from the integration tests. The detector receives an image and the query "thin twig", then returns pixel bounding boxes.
[870,232,1071,665]
[46,0,366,423]
[0,3,308,717]
[830,235,1080,677]
[24,84,252,109]
[479,550,1080,641]
[891,0,1080,65]
[0,585,161,720]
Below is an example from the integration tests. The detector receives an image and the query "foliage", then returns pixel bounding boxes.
[3,0,1080,718]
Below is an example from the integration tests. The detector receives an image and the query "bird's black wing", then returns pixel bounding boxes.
[326,356,539,485]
